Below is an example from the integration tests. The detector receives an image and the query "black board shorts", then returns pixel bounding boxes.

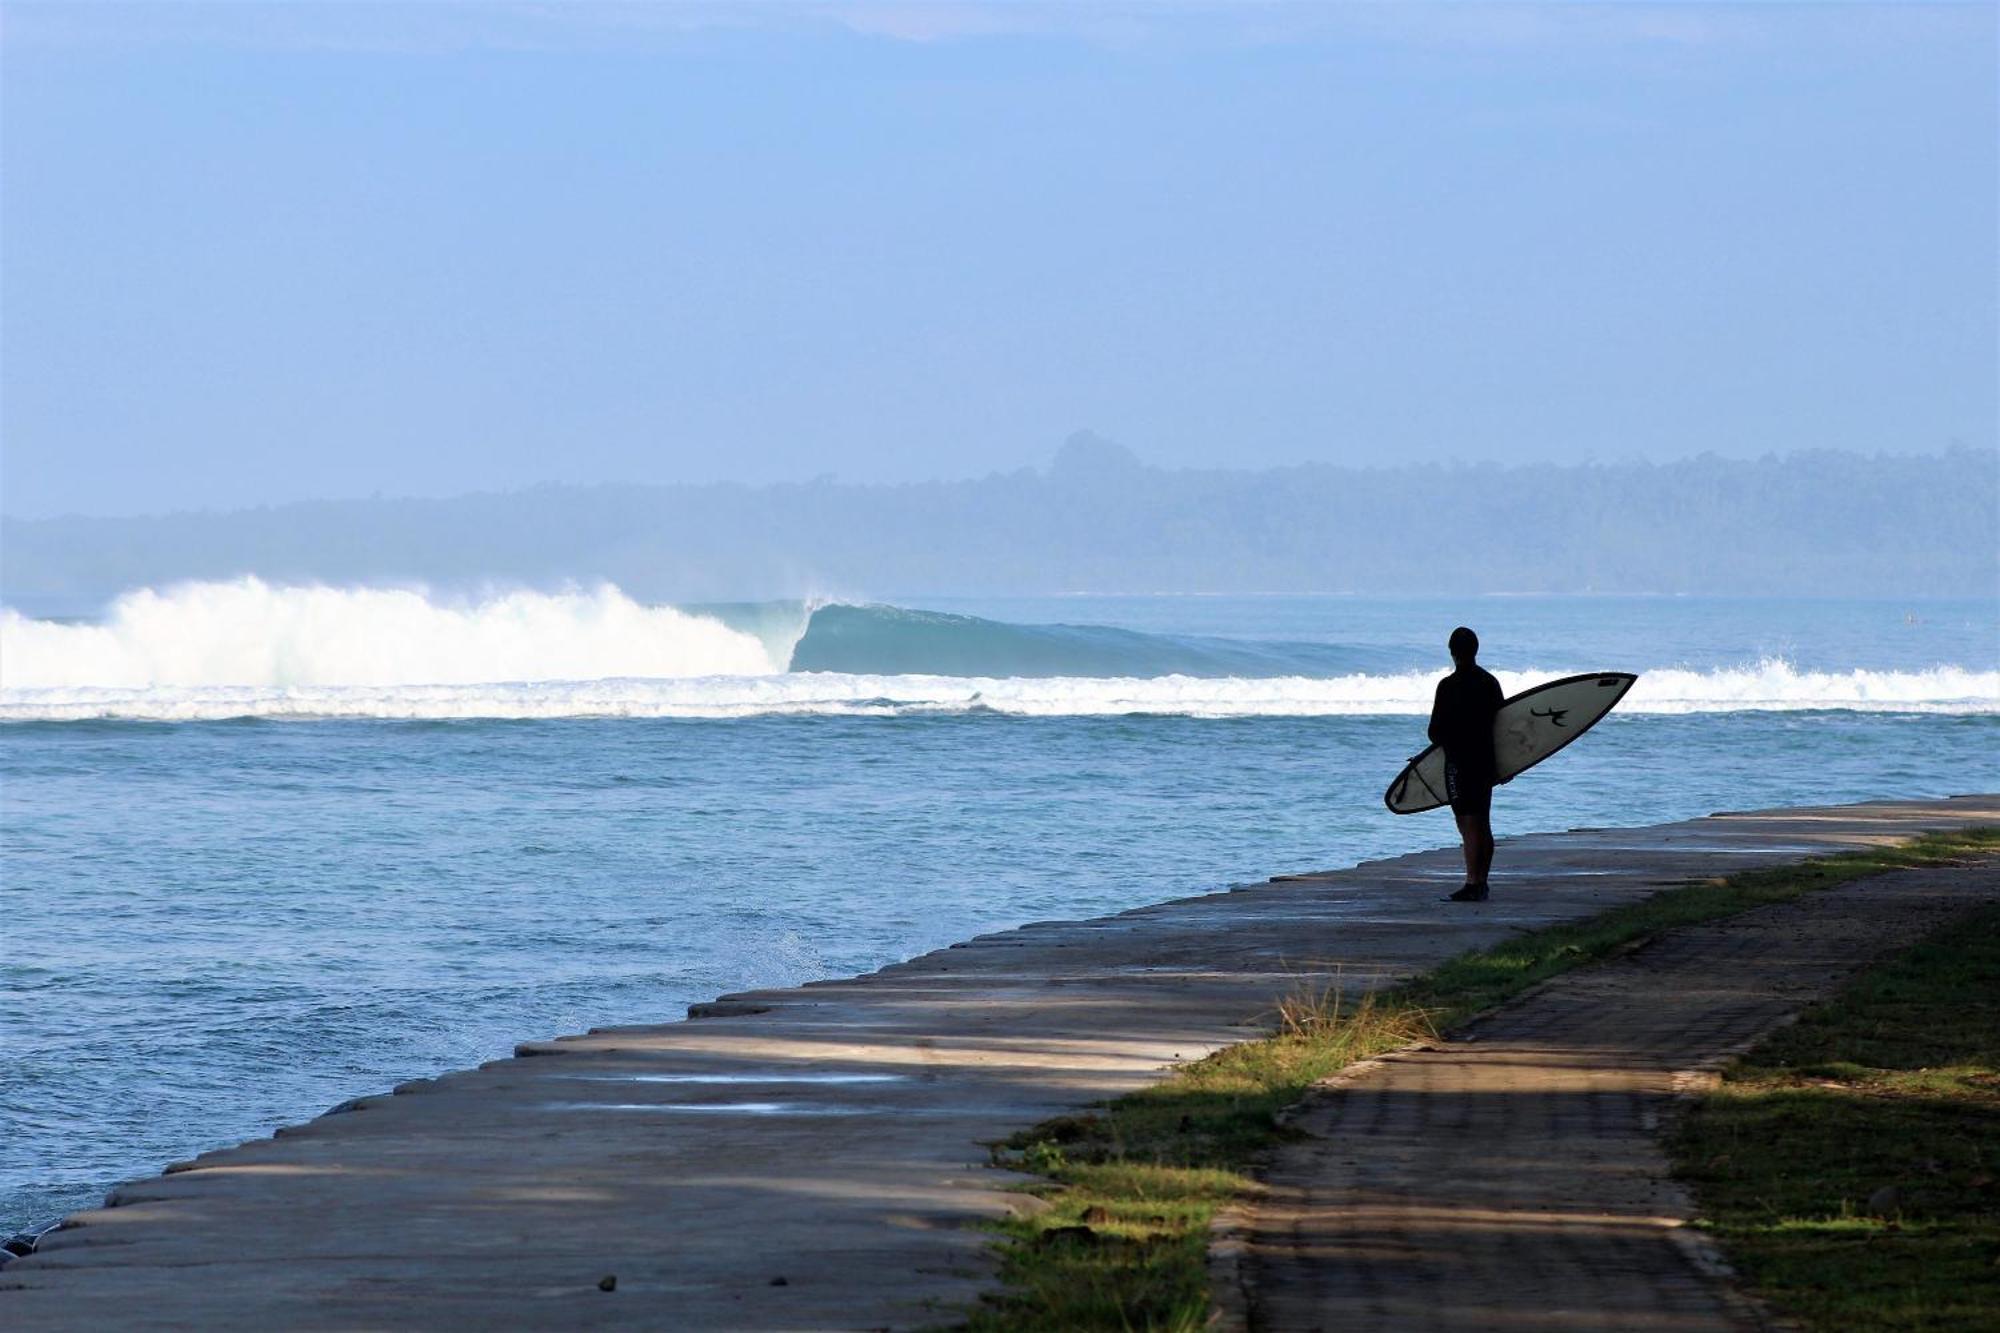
[1445,761,1493,818]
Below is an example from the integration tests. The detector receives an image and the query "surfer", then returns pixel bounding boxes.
[1430,626,1504,902]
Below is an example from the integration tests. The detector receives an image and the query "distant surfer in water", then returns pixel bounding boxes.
[1430,626,1504,902]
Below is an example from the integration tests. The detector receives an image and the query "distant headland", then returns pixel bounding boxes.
[4,437,1994,607]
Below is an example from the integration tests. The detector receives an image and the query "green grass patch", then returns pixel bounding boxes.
[1670,898,2000,1331]
[962,825,1998,1331]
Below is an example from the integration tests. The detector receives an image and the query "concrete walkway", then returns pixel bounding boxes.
[1213,858,2000,1332]
[3,797,1994,1329]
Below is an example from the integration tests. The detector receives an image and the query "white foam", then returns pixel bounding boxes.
[0,578,781,690]
[2,663,1993,722]
[3,580,1993,720]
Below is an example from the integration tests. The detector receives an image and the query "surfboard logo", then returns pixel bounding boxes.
[1530,706,1570,727]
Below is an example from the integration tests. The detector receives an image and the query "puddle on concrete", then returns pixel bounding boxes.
[541,1101,865,1116]
[1512,868,1625,877]
[555,1072,905,1085]
[1582,844,1827,856]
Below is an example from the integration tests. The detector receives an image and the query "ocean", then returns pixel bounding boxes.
[2,587,1996,1233]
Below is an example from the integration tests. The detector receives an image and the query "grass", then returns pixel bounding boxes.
[1670,899,2000,1331]
[961,825,1999,1332]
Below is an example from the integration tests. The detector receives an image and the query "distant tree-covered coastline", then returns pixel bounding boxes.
[4,437,1994,609]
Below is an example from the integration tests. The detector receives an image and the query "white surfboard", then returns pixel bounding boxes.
[1385,672,1637,814]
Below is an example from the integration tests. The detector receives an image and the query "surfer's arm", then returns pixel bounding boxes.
[1485,679,1509,779]
[1426,681,1448,746]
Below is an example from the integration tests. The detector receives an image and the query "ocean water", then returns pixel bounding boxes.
[2,588,1996,1233]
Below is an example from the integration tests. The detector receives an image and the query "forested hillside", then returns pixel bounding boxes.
[5,438,1993,607]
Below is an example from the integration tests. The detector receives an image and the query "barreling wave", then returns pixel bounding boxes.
[3,664,1993,722]
[785,603,1401,677]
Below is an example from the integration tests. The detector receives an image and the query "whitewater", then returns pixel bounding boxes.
[3,579,1993,719]
[0,580,785,688]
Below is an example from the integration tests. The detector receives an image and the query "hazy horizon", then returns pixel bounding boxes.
[3,432,1990,524]
[7,439,1994,610]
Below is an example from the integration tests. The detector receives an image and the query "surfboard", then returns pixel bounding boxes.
[1384,672,1638,814]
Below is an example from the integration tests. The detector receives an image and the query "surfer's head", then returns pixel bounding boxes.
[1448,626,1478,664]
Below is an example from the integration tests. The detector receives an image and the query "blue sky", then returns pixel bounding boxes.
[2,2,1992,517]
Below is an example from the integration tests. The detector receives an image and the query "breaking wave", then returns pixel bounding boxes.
[2,580,1993,720]
[0,579,784,690]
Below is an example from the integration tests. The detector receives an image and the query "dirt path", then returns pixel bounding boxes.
[1217,858,2000,1332]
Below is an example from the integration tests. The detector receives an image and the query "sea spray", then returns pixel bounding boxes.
[0,578,783,690]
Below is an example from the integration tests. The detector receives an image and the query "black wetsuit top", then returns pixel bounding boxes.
[1429,664,1504,788]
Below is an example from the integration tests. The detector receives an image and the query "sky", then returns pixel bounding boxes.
[1,2,1993,518]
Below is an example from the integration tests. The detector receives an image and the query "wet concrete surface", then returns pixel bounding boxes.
[3,796,1993,1329]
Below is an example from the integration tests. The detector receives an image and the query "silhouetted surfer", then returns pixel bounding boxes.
[1430,627,1503,902]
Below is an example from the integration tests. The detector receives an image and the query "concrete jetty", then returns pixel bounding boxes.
[4,796,1994,1329]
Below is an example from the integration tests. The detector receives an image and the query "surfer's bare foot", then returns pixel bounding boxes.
[1446,883,1489,902]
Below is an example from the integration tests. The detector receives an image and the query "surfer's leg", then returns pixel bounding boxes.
[1458,782,1495,890]
[1445,762,1474,883]
[1444,762,1491,900]
[1453,808,1480,881]
[1444,821,1489,900]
